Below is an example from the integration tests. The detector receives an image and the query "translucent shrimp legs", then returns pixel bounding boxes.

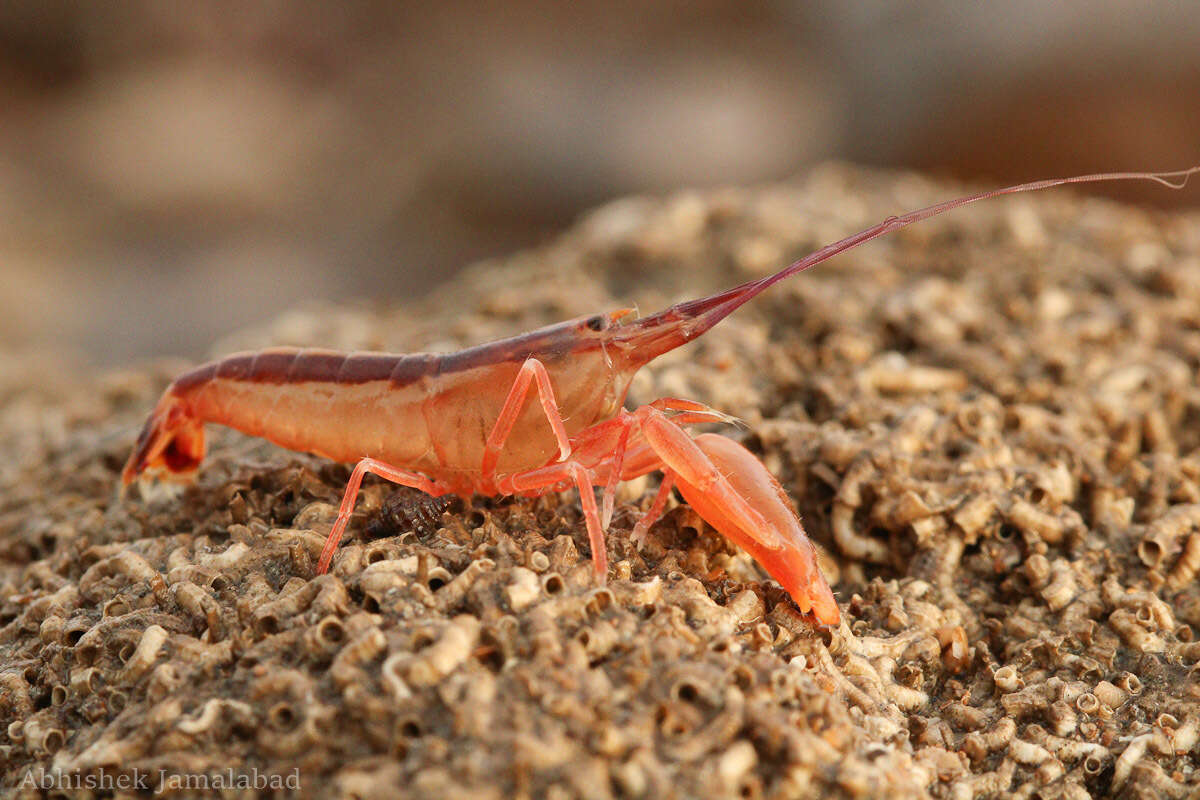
[123,166,1199,627]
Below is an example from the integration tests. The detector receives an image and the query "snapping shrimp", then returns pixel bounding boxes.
[122,167,1199,627]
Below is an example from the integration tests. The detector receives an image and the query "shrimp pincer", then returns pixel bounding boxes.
[122,167,1199,628]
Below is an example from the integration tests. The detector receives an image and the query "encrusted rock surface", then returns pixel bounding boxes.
[2,165,1200,799]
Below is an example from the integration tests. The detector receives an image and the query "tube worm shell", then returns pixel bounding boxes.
[1166,531,1200,589]
[1007,737,1052,766]
[947,758,1015,800]
[434,559,494,612]
[1040,559,1078,612]
[171,581,225,641]
[330,627,387,689]
[253,575,350,634]
[404,615,481,688]
[22,714,66,755]
[79,551,168,605]
[1110,733,1153,792]
[118,624,168,683]
[175,698,255,736]
[504,567,541,611]
[1138,504,1200,569]
[69,667,102,698]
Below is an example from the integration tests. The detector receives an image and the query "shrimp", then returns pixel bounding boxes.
[122,167,1199,627]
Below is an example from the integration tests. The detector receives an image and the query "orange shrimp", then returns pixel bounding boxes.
[122,167,1199,627]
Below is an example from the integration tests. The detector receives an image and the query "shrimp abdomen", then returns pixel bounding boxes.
[123,348,438,484]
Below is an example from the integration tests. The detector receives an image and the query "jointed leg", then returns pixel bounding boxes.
[630,472,674,550]
[599,411,632,529]
[317,458,448,574]
[637,407,779,549]
[498,457,609,580]
[493,397,742,581]
[481,357,572,477]
[648,397,738,425]
[570,463,608,581]
[588,399,731,528]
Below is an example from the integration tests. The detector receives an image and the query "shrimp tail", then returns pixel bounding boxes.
[120,392,206,487]
[609,167,1200,366]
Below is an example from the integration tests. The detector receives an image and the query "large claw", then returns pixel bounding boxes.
[638,409,840,626]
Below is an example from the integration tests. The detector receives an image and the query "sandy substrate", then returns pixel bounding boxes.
[2,165,1200,799]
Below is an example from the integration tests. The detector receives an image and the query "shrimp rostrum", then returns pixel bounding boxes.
[122,167,1199,628]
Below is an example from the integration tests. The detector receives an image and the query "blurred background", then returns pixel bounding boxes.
[1,1,1198,366]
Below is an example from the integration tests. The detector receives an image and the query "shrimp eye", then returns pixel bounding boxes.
[585,315,606,332]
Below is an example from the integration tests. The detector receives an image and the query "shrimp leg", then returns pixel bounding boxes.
[630,472,674,549]
[599,411,631,529]
[569,462,608,580]
[636,408,778,548]
[487,453,610,579]
[599,398,731,526]
[499,403,839,624]
[569,398,733,528]
[565,395,738,568]
[316,458,452,574]
[481,357,573,477]
[620,414,839,625]
[672,433,839,626]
